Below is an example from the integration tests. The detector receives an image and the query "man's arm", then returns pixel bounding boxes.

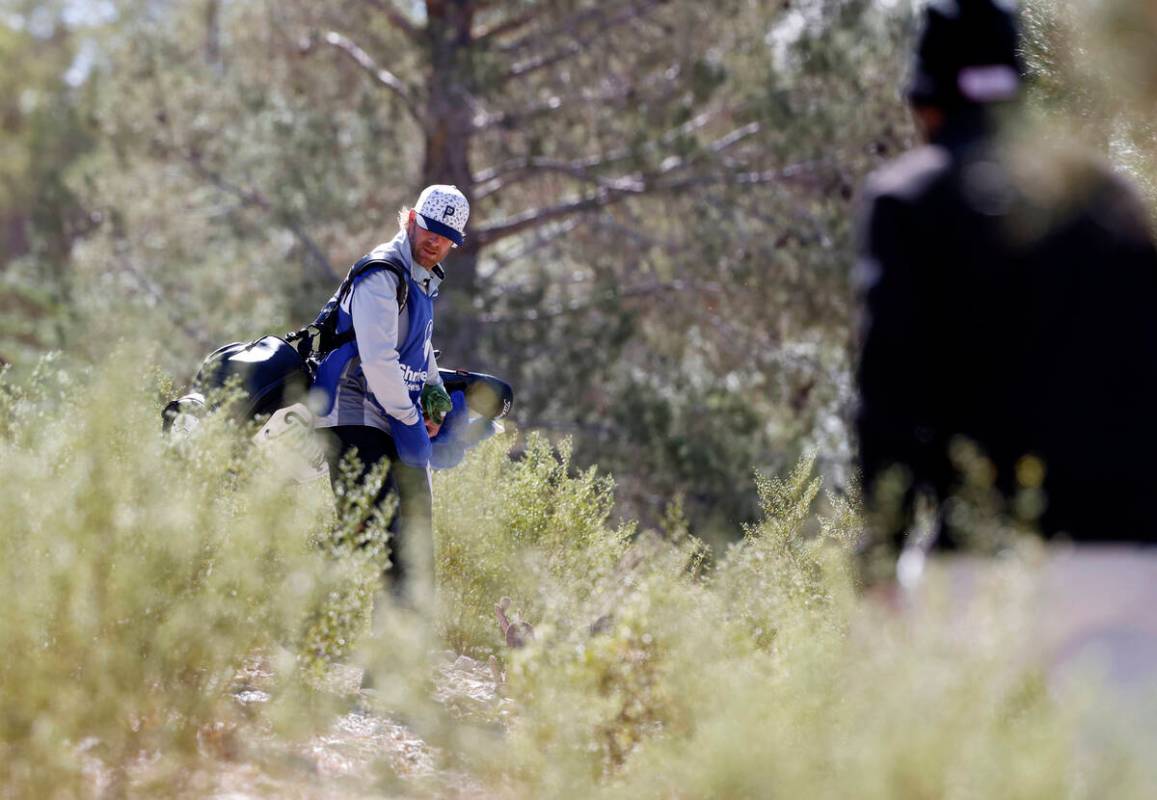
[349,270,421,424]
[426,347,444,388]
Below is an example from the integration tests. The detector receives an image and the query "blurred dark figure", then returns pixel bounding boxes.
[856,0,1157,565]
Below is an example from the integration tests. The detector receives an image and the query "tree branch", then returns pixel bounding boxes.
[474,86,616,130]
[474,108,710,189]
[474,7,541,43]
[503,0,667,82]
[475,156,646,200]
[506,39,586,82]
[362,0,419,38]
[474,116,757,201]
[486,219,582,275]
[317,30,423,123]
[497,0,662,55]
[473,155,827,248]
[475,60,685,132]
[179,150,336,283]
[473,189,627,248]
[478,278,723,325]
[709,121,761,154]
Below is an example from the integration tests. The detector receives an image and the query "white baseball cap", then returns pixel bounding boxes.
[414,184,469,246]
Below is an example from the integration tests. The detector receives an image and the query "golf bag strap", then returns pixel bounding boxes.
[286,256,408,358]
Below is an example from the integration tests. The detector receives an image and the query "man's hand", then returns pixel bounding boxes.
[388,412,432,469]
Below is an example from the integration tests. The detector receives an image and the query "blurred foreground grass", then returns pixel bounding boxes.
[1,352,1154,798]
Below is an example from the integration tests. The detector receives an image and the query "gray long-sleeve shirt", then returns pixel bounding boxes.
[314,230,444,432]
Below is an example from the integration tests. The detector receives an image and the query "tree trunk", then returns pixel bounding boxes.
[204,0,221,68]
[422,0,489,368]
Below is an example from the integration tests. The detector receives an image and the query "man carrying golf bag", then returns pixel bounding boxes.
[306,184,474,610]
[163,185,508,610]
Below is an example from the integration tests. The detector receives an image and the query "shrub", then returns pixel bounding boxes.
[2,354,1152,798]
[433,433,631,655]
[0,351,337,796]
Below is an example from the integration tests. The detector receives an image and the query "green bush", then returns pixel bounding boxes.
[0,352,338,796]
[433,433,632,655]
[425,443,1153,798]
[1,355,1152,798]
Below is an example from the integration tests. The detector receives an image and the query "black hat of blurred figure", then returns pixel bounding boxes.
[908,0,1024,108]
